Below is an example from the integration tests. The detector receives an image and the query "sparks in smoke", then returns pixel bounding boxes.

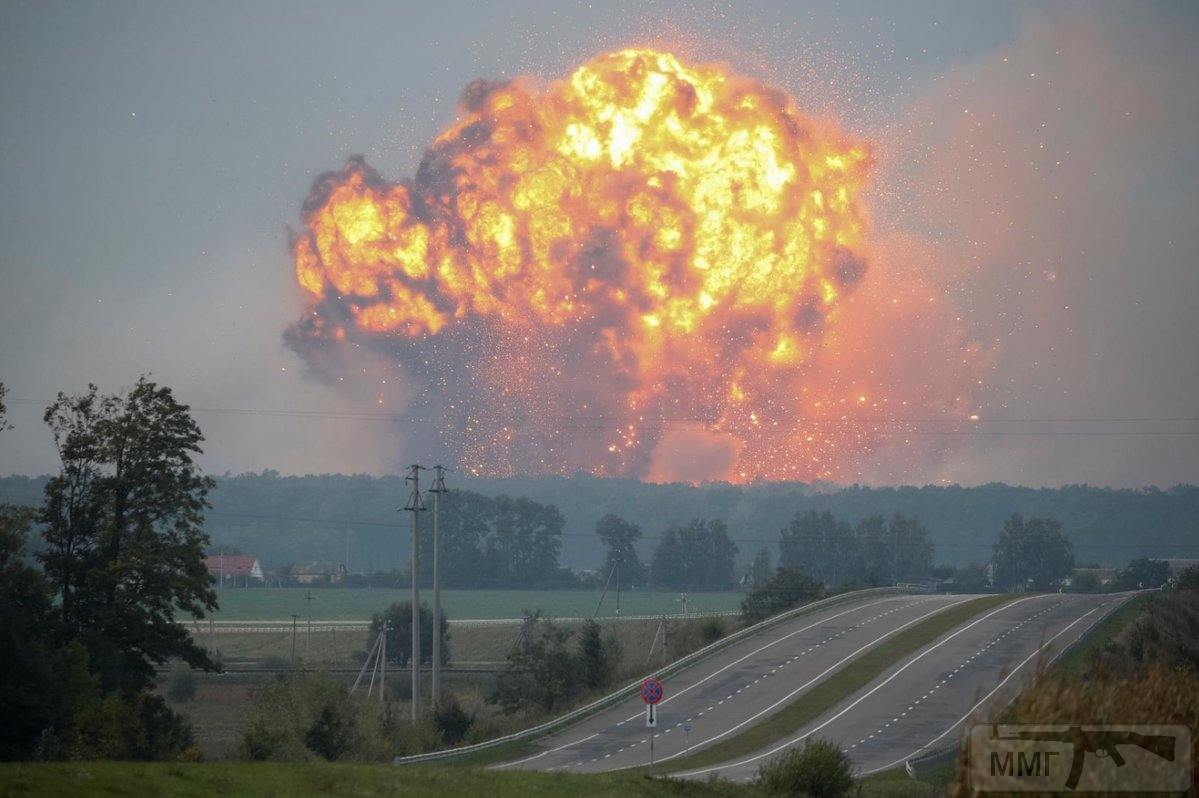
[286,47,971,482]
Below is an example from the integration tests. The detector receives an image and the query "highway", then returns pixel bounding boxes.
[672,591,1133,782]
[494,591,975,774]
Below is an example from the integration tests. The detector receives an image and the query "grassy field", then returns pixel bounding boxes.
[656,594,1013,773]
[0,762,753,797]
[206,588,743,621]
[0,760,962,797]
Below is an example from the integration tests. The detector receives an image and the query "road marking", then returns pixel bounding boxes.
[861,596,1120,776]
[495,596,925,771]
[642,597,975,770]
[674,594,1042,778]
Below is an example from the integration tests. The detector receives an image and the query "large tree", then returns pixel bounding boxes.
[595,513,646,587]
[650,518,738,589]
[38,378,218,693]
[991,514,1074,591]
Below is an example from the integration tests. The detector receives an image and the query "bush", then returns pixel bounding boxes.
[167,662,197,702]
[741,568,824,623]
[700,617,725,644]
[304,704,357,760]
[756,738,855,798]
[433,694,474,746]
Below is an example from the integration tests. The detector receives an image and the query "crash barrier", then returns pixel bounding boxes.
[393,584,924,766]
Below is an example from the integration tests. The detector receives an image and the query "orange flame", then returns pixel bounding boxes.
[290,48,892,481]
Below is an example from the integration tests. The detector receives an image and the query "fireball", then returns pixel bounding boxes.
[288,48,899,481]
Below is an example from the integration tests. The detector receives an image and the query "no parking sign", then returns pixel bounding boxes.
[642,678,663,729]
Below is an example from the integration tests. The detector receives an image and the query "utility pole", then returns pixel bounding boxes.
[304,591,315,658]
[290,613,299,668]
[403,464,426,721]
[428,465,448,707]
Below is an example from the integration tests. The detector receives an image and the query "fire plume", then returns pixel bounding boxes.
[289,48,900,481]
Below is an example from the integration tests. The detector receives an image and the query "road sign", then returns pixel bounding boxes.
[645,702,657,728]
[641,678,664,705]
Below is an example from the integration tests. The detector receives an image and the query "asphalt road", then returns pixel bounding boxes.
[673,591,1134,782]
[494,591,977,774]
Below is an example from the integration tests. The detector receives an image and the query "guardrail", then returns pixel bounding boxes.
[902,590,1146,780]
[392,584,923,766]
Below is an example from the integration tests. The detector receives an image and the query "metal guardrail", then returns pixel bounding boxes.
[392,585,921,766]
[902,590,1145,780]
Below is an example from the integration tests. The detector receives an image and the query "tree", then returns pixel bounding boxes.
[0,381,10,433]
[1177,565,1199,592]
[889,513,934,582]
[779,511,853,586]
[595,514,645,587]
[741,568,824,623]
[1113,558,1170,591]
[369,600,449,667]
[433,694,474,745]
[577,619,621,691]
[489,620,579,713]
[750,547,773,588]
[650,518,738,589]
[991,515,1074,591]
[37,379,218,693]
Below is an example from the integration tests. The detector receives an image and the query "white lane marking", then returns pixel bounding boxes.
[674,594,1045,778]
[492,596,905,769]
[861,595,1123,776]
[636,597,976,770]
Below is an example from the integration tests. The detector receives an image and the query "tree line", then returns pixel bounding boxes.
[6,473,1195,574]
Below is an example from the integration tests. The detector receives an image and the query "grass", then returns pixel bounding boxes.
[856,762,956,797]
[0,763,758,798]
[207,588,743,621]
[656,594,1013,774]
[1051,591,1150,676]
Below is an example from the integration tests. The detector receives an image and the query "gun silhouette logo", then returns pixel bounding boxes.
[970,724,1191,793]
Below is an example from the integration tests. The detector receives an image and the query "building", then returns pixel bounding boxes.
[291,562,346,585]
[203,554,263,586]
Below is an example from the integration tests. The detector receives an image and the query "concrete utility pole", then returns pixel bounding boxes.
[304,591,315,658]
[290,613,299,668]
[404,464,426,721]
[428,465,448,707]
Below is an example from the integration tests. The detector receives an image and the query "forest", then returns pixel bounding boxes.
[2,472,1195,575]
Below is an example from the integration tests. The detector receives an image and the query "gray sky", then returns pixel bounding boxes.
[1,0,1196,486]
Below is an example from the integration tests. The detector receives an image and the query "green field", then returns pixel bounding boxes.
[206,587,744,621]
[0,761,955,797]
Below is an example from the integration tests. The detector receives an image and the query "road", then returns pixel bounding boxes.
[673,591,1134,782]
[494,591,976,774]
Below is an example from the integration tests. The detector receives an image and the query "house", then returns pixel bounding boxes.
[291,562,346,585]
[203,554,263,586]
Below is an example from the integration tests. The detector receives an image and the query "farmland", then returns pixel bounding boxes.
[204,587,744,621]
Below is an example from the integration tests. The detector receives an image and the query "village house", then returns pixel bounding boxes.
[203,553,264,587]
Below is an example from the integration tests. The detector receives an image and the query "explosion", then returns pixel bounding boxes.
[288,48,932,482]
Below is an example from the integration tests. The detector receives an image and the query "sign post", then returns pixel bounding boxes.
[641,678,664,770]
